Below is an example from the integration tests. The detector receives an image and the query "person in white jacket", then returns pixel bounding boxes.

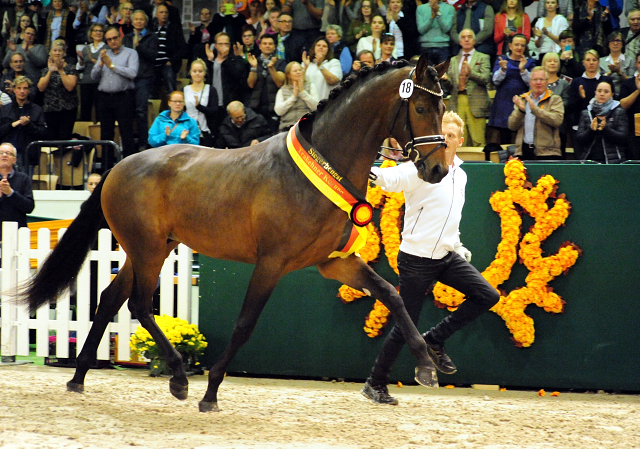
[362,111,500,405]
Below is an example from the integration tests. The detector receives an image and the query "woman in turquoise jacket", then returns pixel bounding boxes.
[148,91,201,147]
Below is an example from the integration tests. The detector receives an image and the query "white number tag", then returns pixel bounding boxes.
[399,79,414,99]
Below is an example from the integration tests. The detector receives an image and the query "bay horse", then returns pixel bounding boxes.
[19,55,450,412]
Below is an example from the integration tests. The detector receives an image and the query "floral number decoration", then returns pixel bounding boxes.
[338,159,581,347]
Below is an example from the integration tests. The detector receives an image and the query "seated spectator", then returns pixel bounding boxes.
[274,61,319,131]
[576,80,627,163]
[573,0,612,57]
[0,142,35,242]
[325,24,352,77]
[302,36,342,100]
[1,52,38,99]
[600,31,630,96]
[345,0,376,55]
[385,0,419,59]
[37,39,78,141]
[3,25,47,81]
[531,0,568,63]
[450,0,494,57]
[508,66,564,160]
[187,8,213,63]
[247,34,286,133]
[417,0,455,65]
[183,59,218,147]
[0,76,47,174]
[77,23,106,122]
[557,29,580,80]
[543,52,570,155]
[620,53,640,159]
[494,0,531,56]
[152,3,186,98]
[86,172,101,193]
[216,101,272,148]
[348,49,375,76]
[377,33,397,63]
[148,91,200,147]
[44,0,76,52]
[487,33,536,144]
[123,10,157,151]
[357,15,396,60]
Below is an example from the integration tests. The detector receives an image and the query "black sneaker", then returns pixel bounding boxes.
[423,335,457,374]
[361,381,399,405]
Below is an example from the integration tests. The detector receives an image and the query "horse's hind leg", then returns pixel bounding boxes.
[68,259,134,392]
[199,260,284,412]
[317,255,437,387]
[127,245,189,400]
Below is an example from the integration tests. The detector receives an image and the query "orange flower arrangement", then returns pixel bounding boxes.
[339,159,581,346]
[434,159,581,347]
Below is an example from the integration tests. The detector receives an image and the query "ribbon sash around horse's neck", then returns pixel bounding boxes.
[286,121,373,258]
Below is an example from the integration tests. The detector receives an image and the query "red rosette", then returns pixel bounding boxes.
[350,201,373,227]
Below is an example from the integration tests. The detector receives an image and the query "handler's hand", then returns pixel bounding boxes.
[454,243,472,262]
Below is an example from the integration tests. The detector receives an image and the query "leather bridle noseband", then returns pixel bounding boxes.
[388,67,447,166]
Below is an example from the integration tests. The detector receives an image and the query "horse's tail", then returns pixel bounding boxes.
[18,170,112,313]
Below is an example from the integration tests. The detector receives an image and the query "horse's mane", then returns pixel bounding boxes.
[312,59,440,117]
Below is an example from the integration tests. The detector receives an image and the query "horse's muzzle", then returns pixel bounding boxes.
[416,161,448,184]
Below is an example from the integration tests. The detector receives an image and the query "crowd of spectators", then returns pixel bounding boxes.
[0,0,637,176]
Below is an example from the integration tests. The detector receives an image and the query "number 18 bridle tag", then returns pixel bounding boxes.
[399,79,414,99]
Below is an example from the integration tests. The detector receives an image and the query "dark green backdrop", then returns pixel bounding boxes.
[198,163,640,391]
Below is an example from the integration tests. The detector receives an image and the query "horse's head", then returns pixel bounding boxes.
[392,53,450,184]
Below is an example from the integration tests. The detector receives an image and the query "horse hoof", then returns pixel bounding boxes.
[66,381,85,393]
[198,401,220,413]
[169,380,189,400]
[415,365,439,388]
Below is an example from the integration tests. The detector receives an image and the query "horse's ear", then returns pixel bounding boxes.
[435,58,451,79]
[415,52,430,82]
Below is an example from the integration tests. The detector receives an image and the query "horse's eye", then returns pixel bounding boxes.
[415,107,426,114]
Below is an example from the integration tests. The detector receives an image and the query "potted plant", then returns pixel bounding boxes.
[130,315,208,376]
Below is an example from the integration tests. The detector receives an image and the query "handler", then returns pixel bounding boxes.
[362,111,500,405]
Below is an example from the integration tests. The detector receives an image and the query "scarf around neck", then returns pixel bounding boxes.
[588,97,619,117]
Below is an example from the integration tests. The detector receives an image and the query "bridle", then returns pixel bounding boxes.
[388,67,447,166]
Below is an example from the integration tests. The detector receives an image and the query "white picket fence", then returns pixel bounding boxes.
[0,221,198,363]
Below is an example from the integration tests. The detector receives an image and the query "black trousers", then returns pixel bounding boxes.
[97,89,136,169]
[369,250,500,386]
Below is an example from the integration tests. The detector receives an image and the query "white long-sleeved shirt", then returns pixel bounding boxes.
[370,156,466,260]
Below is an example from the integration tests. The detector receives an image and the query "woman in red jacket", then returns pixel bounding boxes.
[494,0,530,55]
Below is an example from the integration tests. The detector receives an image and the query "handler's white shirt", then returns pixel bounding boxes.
[370,156,466,260]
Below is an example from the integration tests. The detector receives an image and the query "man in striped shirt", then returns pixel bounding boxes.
[152,3,185,98]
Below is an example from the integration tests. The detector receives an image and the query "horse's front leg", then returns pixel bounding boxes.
[199,259,285,412]
[317,254,438,387]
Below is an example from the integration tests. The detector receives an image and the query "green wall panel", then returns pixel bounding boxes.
[198,163,640,391]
